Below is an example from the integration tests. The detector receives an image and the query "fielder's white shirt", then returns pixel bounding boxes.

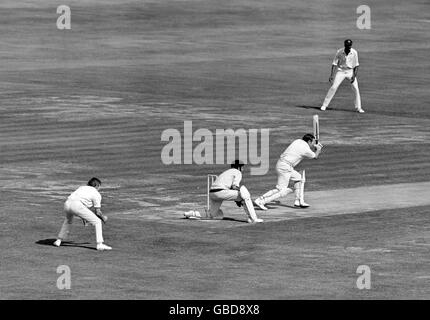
[211,168,242,190]
[332,48,359,70]
[279,139,316,167]
[67,186,102,208]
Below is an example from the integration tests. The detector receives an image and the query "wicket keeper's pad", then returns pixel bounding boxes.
[239,186,259,221]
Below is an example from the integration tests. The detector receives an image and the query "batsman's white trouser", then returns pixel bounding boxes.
[298,170,306,202]
[58,199,104,243]
[321,68,361,109]
[208,186,260,221]
[259,160,300,204]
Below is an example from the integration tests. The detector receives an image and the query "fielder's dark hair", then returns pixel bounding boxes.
[302,134,315,143]
[88,177,102,187]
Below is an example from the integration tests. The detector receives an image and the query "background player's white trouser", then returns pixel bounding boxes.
[208,186,259,221]
[58,199,104,243]
[259,161,302,204]
[321,69,361,109]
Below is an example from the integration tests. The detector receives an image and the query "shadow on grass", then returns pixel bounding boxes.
[259,201,299,210]
[36,238,96,250]
[296,105,361,113]
[267,203,302,209]
[222,217,248,223]
[181,217,248,223]
[296,105,321,111]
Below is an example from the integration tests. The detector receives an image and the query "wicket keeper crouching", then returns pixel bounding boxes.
[185,160,263,223]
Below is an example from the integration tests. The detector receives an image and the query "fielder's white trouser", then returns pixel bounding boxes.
[208,186,259,221]
[259,160,303,204]
[321,68,361,109]
[58,199,104,243]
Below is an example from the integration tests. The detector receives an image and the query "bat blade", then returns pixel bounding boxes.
[313,115,320,143]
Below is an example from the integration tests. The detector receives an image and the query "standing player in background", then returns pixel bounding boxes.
[184,160,263,223]
[254,134,322,210]
[53,177,112,251]
[320,39,365,113]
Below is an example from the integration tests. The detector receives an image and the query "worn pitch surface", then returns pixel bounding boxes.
[1,0,429,299]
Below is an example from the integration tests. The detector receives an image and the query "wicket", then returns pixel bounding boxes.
[206,174,218,213]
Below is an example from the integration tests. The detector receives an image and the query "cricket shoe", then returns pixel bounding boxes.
[294,200,310,208]
[247,218,264,223]
[183,210,202,219]
[97,243,112,251]
[320,106,327,111]
[53,239,61,247]
[356,108,365,113]
[254,198,268,210]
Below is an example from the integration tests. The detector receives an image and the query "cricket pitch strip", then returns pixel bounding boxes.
[116,181,430,228]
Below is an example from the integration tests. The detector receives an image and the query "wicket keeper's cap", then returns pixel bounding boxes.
[344,39,353,46]
[231,160,245,168]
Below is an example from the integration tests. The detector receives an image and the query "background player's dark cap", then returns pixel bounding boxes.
[231,160,245,168]
[344,39,353,46]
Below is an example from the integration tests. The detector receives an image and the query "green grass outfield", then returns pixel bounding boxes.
[1,0,429,299]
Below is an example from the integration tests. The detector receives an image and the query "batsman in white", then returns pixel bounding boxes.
[320,39,365,113]
[53,177,112,251]
[254,134,322,210]
[184,160,263,223]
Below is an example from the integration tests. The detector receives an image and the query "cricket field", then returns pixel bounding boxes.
[0,0,429,299]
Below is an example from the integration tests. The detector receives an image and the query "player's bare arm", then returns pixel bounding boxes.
[351,66,359,83]
[329,65,337,83]
[95,207,108,223]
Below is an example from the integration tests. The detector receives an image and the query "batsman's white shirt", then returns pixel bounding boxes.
[279,139,316,167]
[332,48,359,70]
[67,186,102,208]
[211,168,242,190]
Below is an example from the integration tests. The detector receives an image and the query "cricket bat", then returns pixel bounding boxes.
[313,115,319,144]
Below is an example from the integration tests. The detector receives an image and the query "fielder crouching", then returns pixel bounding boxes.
[53,177,112,251]
[185,160,263,223]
